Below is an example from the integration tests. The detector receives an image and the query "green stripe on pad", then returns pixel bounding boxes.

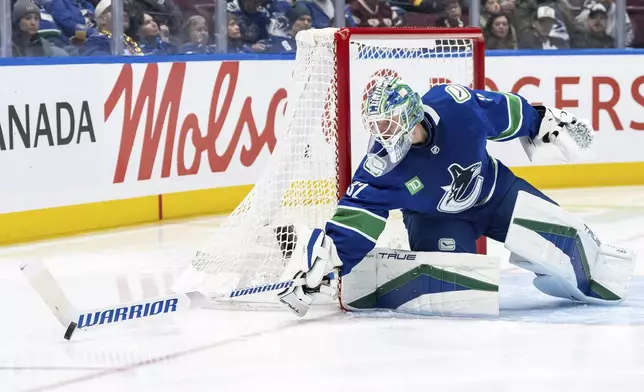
[589,280,621,301]
[513,218,578,238]
[348,264,498,309]
[513,218,592,291]
[331,207,386,241]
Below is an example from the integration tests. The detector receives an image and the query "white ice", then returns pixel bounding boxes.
[2,186,644,392]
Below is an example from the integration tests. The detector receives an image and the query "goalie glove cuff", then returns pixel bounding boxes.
[298,227,342,288]
[531,105,547,121]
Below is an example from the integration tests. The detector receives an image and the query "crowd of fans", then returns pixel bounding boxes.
[7,0,643,57]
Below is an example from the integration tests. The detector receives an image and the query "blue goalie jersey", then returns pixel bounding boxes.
[324,84,544,275]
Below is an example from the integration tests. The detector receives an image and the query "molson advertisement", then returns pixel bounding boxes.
[0,53,641,242]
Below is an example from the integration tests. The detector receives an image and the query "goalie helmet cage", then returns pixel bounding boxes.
[180,27,487,303]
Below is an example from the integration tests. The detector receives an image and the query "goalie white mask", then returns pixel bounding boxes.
[362,76,425,176]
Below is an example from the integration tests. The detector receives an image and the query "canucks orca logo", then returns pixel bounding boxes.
[437,162,484,213]
[267,12,291,38]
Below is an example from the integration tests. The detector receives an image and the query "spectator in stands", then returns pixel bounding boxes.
[181,12,247,53]
[514,0,575,44]
[180,14,215,53]
[36,0,96,44]
[227,0,272,49]
[224,13,248,52]
[572,3,615,47]
[518,5,569,48]
[435,0,465,27]
[12,0,68,56]
[484,13,518,48]
[293,0,333,28]
[254,1,313,53]
[39,4,85,54]
[125,0,182,38]
[82,0,143,56]
[348,0,404,27]
[136,12,178,54]
[19,1,65,49]
[264,0,297,38]
[26,1,84,54]
[575,0,633,46]
[480,0,501,28]
[547,1,575,44]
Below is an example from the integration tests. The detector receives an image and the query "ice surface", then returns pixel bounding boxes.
[1,186,644,392]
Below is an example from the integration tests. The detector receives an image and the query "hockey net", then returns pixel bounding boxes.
[175,27,486,302]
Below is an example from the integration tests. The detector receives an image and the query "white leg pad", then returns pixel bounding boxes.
[506,191,637,304]
[340,249,500,317]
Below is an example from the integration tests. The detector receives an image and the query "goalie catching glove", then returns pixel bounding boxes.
[521,106,594,162]
[278,227,342,316]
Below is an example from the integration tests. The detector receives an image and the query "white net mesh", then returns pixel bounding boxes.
[175,28,477,303]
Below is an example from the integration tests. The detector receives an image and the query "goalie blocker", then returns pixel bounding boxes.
[280,192,636,317]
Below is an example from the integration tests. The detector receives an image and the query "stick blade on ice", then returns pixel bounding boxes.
[21,260,78,330]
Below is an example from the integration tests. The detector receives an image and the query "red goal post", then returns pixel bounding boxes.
[331,27,487,254]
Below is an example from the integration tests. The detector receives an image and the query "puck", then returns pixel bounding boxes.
[64,321,77,341]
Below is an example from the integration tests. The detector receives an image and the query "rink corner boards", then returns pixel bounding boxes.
[0,161,642,246]
[0,185,252,245]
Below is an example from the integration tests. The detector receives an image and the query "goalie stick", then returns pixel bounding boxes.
[21,260,306,341]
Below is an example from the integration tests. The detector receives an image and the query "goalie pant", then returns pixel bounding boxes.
[326,164,555,274]
[320,170,553,314]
